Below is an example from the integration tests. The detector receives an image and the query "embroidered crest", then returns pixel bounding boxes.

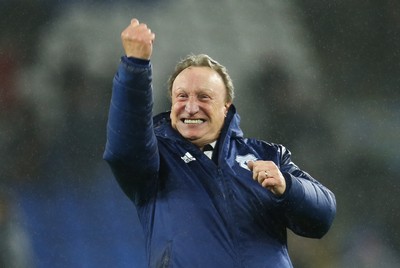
[235,154,258,171]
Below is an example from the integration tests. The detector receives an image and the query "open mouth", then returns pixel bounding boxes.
[183,119,205,124]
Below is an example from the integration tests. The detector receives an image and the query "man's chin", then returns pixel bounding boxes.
[181,132,205,144]
[183,134,202,142]
[179,127,204,139]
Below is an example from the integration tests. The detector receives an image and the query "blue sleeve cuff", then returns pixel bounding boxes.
[121,55,150,67]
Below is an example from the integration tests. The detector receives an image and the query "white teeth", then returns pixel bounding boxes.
[184,119,204,124]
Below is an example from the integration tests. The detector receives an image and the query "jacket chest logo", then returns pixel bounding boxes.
[181,152,196,163]
[235,154,257,171]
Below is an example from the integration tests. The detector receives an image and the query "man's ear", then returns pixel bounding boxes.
[224,102,232,117]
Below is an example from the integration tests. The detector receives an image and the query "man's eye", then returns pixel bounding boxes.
[177,94,187,99]
[199,95,210,100]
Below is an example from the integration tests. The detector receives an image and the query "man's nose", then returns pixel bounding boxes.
[185,99,199,114]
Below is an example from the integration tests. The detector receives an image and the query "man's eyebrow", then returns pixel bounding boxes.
[173,87,186,92]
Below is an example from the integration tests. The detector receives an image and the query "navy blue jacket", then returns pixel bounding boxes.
[104,57,336,268]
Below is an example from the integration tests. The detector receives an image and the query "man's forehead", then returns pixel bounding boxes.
[173,68,224,87]
[172,86,216,94]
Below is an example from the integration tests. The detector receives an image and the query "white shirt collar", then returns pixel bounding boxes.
[203,141,217,159]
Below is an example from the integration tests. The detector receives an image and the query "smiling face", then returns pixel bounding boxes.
[170,67,231,149]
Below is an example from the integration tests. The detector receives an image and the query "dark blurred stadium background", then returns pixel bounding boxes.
[1,1,399,267]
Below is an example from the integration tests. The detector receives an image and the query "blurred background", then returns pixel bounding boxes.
[1,0,399,267]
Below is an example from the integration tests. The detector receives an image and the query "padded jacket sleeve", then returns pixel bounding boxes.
[277,146,336,238]
[103,57,159,200]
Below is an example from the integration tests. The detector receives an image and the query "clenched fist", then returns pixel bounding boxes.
[121,18,155,60]
[247,160,286,196]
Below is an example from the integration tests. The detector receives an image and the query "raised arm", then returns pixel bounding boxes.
[103,19,158,200]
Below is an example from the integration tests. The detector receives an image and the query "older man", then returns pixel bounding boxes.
[104,19,336,268]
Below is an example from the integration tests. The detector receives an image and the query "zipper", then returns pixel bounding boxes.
[217,167,244,267]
